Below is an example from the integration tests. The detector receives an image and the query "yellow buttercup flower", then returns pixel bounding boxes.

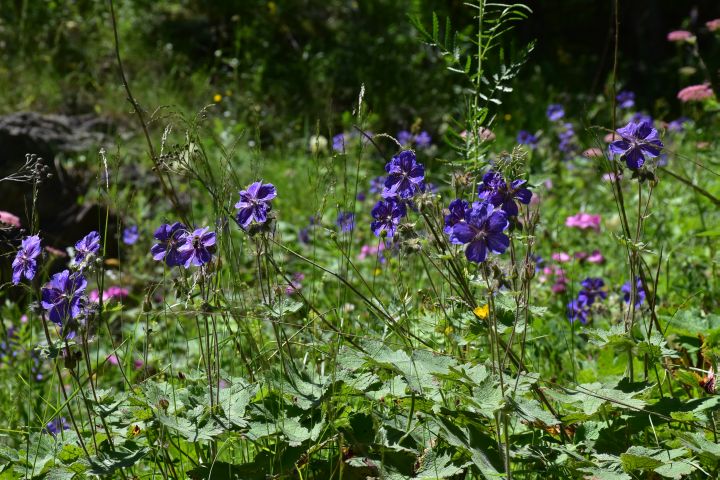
[213,93,222,103]
[473,304,489,319]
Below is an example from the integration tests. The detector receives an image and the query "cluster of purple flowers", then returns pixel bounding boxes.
[336,211,355,232]
[151,223,216,268]
[33,231,100,335]
[443,170,532,263]
[368,149,426,237]
[609,121,664,169]
[331,131,374,153]
[557,122,577,154]
[517,130,539,148]
[477,171,533,216]
[567,277,607,323]
[397,130,432,149]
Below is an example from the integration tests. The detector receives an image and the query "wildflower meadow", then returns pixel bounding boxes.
[1,1,720,478]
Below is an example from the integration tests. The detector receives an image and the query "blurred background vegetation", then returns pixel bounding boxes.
[0,0,719,146]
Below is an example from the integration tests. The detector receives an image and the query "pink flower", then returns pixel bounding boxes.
[551,282,567,294]
[358,242,386,260]
[602,172,622,182]
[707,19,720,32]
[552,252,571,263]
[667,30,694,42]
[90,286,129,303]
[603,132,620,143]
[582,148,603,158]
[133,359,144,370]
[0,211,21,228]
[285,273,305,295]
[565,213,601,232]
[574,251,588,261]
[460,127,495,142]
[587,250,605,264]
[107,354,119,366]
[677,84,714,103]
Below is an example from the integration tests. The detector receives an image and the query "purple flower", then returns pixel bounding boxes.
[371,199,407,237]
[567,299,589,324]
[41,270,87,326]
[369,176,385,195]
[631,113,653,126]
[477,171,533,216]
[12,234,41,284]
[150,222,189,267]
[578,277,607,306]
[622,279,646,307]
[558,123,576,154]
[298,227,310,244]
[415,131,432,148]
[609,121,664,169]
[235,181,277,230]
[44,417,70,436]
[616,91,635,109]
[444,199,469,234]
[547,104,565,121]
[74,231,100,263]
[668,117,689,133]
[397,130,413,146]
[517,130,538,148]
[123,225,139,245]
[177,227,216,268]
[336,212,355,232]
[332,133,347,152]
[382,150,425,199]
[448,201,509,263]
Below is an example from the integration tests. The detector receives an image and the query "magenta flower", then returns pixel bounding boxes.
[0,211,21,228]
[677,84,714,103]
[587,250,605,264]
[89,286,129,303]
[551,252,571,263]
[667,30,694,42]
[565,213,601,232]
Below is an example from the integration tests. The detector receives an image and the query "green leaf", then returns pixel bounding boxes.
[415,450,466,479]
[654,461,696,479]
[87,446,149,475]
[620,446,663,472]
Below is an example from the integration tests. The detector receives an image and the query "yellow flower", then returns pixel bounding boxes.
[213,94,222,103]
[473,304,489,319]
